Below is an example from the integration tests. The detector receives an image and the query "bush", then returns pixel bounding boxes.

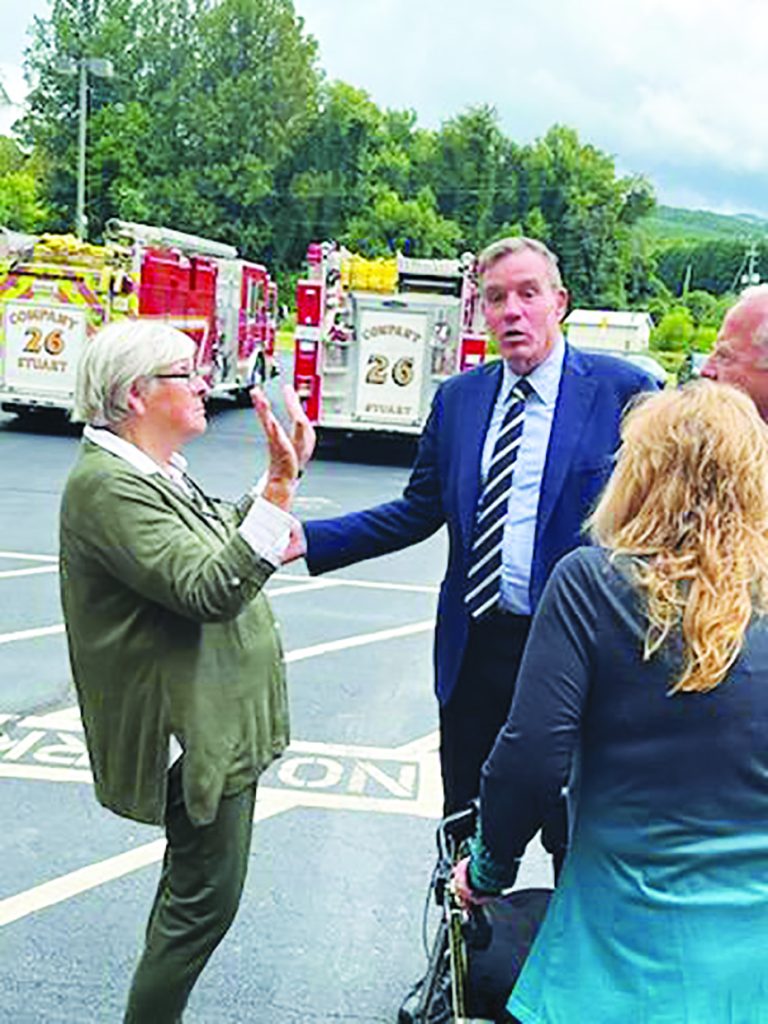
[650,307,694,351]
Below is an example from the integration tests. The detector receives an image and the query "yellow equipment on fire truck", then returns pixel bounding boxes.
[0,221,278,416]
[292,241,489,439]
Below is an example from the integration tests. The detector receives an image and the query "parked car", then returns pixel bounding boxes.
[582,349,669,387]
[677,351,709,385]
[621,352,670,387]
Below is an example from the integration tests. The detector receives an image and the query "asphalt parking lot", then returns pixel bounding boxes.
[0,389,551,1024]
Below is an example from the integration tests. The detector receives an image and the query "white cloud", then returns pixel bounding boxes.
[4,0,768,211]
[298,0,768,211]
[0,62,26,136]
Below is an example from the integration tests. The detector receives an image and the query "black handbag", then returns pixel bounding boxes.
[464,887,552,1021]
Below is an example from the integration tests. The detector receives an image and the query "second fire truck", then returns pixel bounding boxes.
[292,241,489,439]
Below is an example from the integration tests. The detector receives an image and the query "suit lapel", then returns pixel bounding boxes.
[458,361,504,547]
[536,346,597,541]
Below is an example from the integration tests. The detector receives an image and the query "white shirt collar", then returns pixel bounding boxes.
[83,424,190,490]
[501,332,565,407]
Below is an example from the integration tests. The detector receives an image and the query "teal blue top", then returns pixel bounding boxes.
[472,547,768,1023]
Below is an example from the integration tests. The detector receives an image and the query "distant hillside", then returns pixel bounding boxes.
[639,205,768,243]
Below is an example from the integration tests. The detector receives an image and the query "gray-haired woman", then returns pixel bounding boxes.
[59,318,313,1022]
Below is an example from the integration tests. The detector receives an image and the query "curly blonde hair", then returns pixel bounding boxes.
[590,380,768,692]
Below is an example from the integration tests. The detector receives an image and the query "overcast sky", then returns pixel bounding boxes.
[2,0,767,218]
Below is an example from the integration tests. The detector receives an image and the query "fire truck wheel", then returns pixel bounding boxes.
[252,351,267,385]
[2,402,34,417]
[235,352,268,406]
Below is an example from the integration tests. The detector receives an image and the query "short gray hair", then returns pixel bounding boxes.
[740,284,768,352]
[73,319,196,426]
[477,236,563,290]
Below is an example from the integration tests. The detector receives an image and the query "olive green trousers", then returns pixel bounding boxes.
[123,760,257,1023]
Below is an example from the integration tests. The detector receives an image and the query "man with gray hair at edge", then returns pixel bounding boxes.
[288,235,658,867]
[701,284,768,419]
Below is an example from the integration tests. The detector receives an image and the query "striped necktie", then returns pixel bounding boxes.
[465,378,533,620]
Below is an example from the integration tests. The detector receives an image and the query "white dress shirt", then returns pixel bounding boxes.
[83,426,295,568]
[479,334,565,615]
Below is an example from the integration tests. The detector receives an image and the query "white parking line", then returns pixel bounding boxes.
[0,734,444,929]
[267,579,345,597]
[0,555,439,593]
[0,551,58,562]
[0,551,441,927]
[0,618,433,651]
[0,566,59,580]
[0,563,437,646]
[392,731,441,756]
[285,620,433,663]
[316,577,438,595]
[0,624,65,646]
[0,788,301,929]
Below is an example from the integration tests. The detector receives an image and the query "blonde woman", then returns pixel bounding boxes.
[455,381,768,1023]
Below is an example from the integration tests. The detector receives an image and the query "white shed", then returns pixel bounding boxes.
[564,309,654,353]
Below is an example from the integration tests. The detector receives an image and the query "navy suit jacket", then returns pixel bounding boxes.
[304,345,657,705]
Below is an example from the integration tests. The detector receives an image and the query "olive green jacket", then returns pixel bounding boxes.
[59,441,289,827]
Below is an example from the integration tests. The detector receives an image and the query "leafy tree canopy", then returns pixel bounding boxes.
[15,0,678,310]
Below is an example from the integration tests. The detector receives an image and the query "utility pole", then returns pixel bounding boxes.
[731,240,761,293]
[742,241,761,288]
[681,262,692,298]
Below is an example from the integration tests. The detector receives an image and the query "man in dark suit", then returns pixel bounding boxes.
[292,236,657,825]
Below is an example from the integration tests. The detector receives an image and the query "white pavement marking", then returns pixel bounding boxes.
[0,763,91,783]
[18,708,83,732]
[0,765,442,928]
[0,731,441,786]
[0,788,301,928]
[0,560,437,646]
[284,620,433,663]
[324,577,438,594]
[0,555,439,595]
[0,624,65,646]
[0,839,167,928]
[273,572,439,595]
[267,579,345,597]
[391,731,441,756]
[0,551,58,563]
[0,551,442,925]
[0,566,58,579]
[288,737,435,762]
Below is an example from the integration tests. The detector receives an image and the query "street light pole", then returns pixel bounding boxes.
[54,55,114,241]
[76,59,88,240]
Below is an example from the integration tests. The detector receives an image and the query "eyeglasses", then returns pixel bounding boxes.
[152,370,206,385]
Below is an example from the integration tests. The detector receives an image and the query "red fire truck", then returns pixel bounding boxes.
[0,220,278,415]
[292,241,489,439]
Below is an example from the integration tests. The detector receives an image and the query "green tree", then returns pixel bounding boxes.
[683,289,721,327]
[429,105,510,250]
[20,0,319,256]
[651,307,694,351]
[654,239,765,296]
[269,81,385,265]
[515,126,657,308]
[0,136,25,175]
[690,325,717,352]
[0,137,51,231]
[343,186,461,257]
[0,170,51,231]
